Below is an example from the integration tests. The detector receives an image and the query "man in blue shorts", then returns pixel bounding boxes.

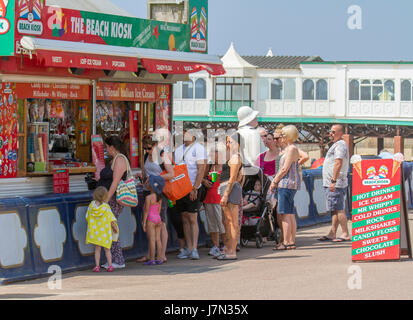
[318,124,350,242]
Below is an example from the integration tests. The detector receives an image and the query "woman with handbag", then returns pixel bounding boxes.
[100,135,129,269]
[136,135,175,264]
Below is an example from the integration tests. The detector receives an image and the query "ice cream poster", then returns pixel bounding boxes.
[351,156,405,261]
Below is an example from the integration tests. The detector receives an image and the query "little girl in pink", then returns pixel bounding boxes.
[142,175,165,265]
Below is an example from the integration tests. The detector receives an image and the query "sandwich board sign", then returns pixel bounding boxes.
[351,156,412,261]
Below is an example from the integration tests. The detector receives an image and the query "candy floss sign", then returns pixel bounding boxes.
[351,156,405,261]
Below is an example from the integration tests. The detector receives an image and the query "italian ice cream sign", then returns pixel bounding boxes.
[350,154,410,261]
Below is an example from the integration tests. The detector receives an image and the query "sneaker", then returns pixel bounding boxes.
[101,263,108,269]
[112,263,125,269]
[190,248,200,260]
[177,248,191,259]
[208,246,221,257]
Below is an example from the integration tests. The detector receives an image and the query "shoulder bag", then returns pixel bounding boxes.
[112,154,138,207]
[161,144,194,201]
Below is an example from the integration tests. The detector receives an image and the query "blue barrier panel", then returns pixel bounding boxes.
[0,197,36,284]
[24,193,78,278]
[63,191,96,269]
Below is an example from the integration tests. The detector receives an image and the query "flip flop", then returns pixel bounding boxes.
[217,254,237,261]
[273,243,288,250]
[317,236,334,241]
[332,237,350,242]
[136,256,149,263]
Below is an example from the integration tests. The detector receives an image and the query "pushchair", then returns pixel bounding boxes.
[240,168,281,248]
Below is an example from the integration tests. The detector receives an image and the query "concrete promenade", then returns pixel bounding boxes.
[1,218,413,300]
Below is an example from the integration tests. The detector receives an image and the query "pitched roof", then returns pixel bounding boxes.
[241,55,323,69]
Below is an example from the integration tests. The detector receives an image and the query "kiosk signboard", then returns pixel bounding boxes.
[351,157,410,261]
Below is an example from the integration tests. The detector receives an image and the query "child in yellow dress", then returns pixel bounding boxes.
[86,186,118,273]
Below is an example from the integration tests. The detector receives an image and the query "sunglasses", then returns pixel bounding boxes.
[144,146,153,151]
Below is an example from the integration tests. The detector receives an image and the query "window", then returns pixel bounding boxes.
[351,79,395,101]
[383,80,394,101]
[401,80,412,101]
[284,79,296,100]
[360,80,371,100]
[271,79,283,100]
[303,79,314,100]
[195,79,206,99]
[214,77,252,114]
[182,80,193,99]
[316,79,328,100]
[372,80,383,101]
[258,78,269,100]
[349,79,359,100]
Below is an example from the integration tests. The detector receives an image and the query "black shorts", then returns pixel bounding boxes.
[175,191,201,214]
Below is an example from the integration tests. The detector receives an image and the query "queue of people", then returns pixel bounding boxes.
[86,107,350,272]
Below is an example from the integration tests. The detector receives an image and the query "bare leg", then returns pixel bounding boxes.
[146,222,156,261]
[188,212,199,250]
[182,212,193,251]
[104,248,112,267]
[155,224,162,261]
[160,222,168,261]
[94,246,101,267]
[210,232,220,248]
[337,210,350,239]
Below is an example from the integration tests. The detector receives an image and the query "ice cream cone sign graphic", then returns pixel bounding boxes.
[350,154,362,179]
[0,0,8,18]
[392,152,404,178]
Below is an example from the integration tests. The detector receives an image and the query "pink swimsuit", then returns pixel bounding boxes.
[147,203,161,224]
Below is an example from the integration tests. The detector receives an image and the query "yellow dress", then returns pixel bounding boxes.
[85,201,117,249]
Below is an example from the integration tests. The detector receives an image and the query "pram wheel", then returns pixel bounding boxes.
[256,235,263,248]
[241,238,249,247]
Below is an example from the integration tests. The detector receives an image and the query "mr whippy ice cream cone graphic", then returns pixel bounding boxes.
[350,154,362,179]
[392,153,404,178]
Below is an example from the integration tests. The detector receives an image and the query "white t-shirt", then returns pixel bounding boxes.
[174,142,207,188]
[322,139,349,188]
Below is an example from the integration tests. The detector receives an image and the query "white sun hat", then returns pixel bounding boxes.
[237,106,259,128]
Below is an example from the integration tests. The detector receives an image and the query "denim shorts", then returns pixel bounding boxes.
[324,187,346,212]
[277,188,297,214]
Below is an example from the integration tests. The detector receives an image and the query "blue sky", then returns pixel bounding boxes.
[111,0,413,61]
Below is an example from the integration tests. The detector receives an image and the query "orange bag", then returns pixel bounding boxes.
[161,160,193,201]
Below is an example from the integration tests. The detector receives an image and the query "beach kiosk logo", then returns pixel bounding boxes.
[0,0,10,35]
[189,1,207,53]
[362,165,390,188]
[17,0,44,35]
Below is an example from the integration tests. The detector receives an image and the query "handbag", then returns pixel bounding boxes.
[112,154,138,207]
[161,144,194,201]
[198,164,212,203]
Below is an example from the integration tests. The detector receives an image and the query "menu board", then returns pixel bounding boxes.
[53,169,69,194]
[0,82,18,178]
[351,158,407,261]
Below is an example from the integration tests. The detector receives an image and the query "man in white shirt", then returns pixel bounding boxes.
[236,106,267,176]
[174,123,207,260]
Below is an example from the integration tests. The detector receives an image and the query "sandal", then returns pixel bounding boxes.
[92,266,100,273]
[143,260,157,266]
[107,266,114,272]
[155,259,163,265]
[273,243,288,250]
[217,254,237,261]
[286,244,296,250]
